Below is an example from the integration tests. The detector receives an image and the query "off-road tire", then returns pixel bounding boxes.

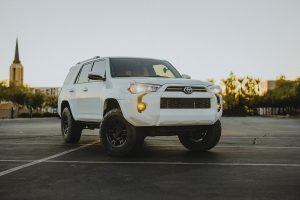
[100,108,144,156]
[61,107,82,143]
[178,120,221,151]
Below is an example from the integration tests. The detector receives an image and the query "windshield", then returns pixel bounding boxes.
[109,58,182,78]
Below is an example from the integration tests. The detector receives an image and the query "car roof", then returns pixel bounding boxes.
[106,56,166,60]
[76,56,167,66]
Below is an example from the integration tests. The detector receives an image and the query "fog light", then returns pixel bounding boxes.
[137,102,147,113]
[137,93,148,113]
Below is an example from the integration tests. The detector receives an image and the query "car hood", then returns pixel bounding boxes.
[111,77,214,87]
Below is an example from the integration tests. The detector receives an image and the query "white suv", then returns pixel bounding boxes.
[58,57,222,156]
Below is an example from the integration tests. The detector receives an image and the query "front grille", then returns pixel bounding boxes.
[160,98,211,109]
[165,86,206,92]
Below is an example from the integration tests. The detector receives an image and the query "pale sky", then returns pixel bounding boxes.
[0,0,300,87]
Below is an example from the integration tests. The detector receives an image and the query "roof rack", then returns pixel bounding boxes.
[77,56,100,64]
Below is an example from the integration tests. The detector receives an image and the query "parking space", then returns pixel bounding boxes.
[0,117,299,199]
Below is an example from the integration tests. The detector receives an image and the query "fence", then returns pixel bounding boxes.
[0,108,29,119]
[257,107,300,116]
[0,109,15,119]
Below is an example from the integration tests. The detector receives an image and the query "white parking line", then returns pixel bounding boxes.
[45,160,300,167]
[0,141,99,177]
[217,145,300,149]
[0,142,300,149]
[0,142,98,146]
[145,145,300,149]
[0,159,299,167]
[222,145,298,149]
[0,160,32,162]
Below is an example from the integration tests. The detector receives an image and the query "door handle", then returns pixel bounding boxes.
[83,87,88,92]
[69,89,75,93]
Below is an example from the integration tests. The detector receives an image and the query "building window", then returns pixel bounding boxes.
[13,68,16,81]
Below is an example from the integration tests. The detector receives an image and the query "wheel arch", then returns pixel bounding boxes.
[61,100,70,115]
[103,98,122,116]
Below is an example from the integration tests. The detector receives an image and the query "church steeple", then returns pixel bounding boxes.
[9,38,24,86]
[13,38,21,64]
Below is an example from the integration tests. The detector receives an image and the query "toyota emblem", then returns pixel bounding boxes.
[183,86,193,94]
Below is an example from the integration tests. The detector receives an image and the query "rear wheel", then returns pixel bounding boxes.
[178,120,221,151]
[61,107,82,143]
[100,109,144,156]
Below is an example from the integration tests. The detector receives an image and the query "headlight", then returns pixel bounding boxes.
[128,83,161,94]
[209,85,222,94]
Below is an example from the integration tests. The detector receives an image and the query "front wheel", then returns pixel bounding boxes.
[178,120,221,151]
[100,109,144,156]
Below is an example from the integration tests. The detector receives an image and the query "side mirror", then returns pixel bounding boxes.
[182,74,191,79]
[88,73,105,81]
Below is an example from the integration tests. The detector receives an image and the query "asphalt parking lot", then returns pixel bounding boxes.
[0,117,299,200]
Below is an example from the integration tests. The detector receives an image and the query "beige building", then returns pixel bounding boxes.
[259,80,276,95]
[9,39,24,86]
[30,87,61,97]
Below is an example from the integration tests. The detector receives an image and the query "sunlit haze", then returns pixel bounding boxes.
[0,0,300,86]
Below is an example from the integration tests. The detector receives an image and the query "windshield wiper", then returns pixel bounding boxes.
[114,75,132,77]
[114,75,171,78]
[144,75,171,78]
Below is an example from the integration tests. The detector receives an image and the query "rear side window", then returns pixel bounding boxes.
[63,67,76,85]
[76,63,93,84]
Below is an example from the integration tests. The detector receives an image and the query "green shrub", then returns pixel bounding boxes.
[18,112,59,118]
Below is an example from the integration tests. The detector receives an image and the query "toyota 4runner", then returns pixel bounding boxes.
[58,57,223,156]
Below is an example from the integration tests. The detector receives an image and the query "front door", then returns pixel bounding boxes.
[74,60,106,121]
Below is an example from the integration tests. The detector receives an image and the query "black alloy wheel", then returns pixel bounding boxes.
[106,118,128,147]
[61,107,82,143]
[100,108,145,156]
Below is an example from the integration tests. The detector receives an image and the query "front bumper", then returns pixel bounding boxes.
[118,86,222,127]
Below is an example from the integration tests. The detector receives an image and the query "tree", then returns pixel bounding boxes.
[7,85,29,106]
[0,81,8,101]
[45,96,58,108]
[207,78,215,83]
[240,77,260,98]
[252,76,300,115]
[221,72,261,115]
[28,92,45,109]
[221,72,246,115]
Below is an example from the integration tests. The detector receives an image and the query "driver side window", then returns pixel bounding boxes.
[91,60,106,81]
